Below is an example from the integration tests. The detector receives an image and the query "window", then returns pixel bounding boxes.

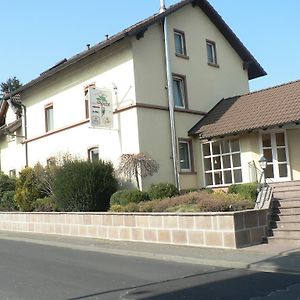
[9,169,16,177]
[45,104,54,132]
[202,139,242,186]
[172,75,187,109]
[179,140,193,172]
[206,40,217,65]
[88,147,99,162]
[174,30,187,57]
[84,83,95,119]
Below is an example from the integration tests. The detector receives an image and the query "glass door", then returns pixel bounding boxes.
[261,131,290,181]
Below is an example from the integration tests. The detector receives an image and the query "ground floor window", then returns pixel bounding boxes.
[202,138,242,186]
[88,147,99,162]
[178,139,193,172]
[9,169,16,177]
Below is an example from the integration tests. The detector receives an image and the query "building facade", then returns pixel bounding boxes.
[0,0,267,190]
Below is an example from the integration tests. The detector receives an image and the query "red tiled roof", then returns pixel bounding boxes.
[4,0,266,100]
[189,80,300,139]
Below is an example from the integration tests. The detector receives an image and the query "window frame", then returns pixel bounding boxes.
[206,40,218,66]
[174,29,188,58]
[202,138,242,187]
[178,138,194,173]
[88,146,99,163]
[84,83,96,119]
[9,169,16,177]
[44,103,54,132]
[172,74,188,109]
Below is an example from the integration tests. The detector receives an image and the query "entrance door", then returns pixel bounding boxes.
[261,131,290,181]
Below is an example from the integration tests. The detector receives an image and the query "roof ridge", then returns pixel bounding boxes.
[241,78,300,98]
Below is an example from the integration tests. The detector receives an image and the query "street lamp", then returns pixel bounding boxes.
[259,156,268,187]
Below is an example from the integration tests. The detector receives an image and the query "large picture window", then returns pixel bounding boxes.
[202,139,242,186]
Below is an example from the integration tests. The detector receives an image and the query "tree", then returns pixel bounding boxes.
[0,76,22,96]
[117,153,159,190]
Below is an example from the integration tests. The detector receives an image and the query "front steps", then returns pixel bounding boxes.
[268,181,300,246]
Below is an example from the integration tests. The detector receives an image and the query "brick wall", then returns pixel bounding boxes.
[0,209,269,249]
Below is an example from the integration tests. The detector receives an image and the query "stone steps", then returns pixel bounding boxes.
[273,199,300,208]
[267,237,300,247]
[267,181,300,246]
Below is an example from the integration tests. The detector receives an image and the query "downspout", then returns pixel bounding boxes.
[161,1,180,189]
[20,103,28,167]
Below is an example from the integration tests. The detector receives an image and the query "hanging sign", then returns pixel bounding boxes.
[89,88,113,128]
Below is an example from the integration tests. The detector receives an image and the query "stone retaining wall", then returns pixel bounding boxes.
[0,209,269,249]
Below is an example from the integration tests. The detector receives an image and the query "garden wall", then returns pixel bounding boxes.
[0,209,269,249]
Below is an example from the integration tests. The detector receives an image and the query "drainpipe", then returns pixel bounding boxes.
[161,2,180,189]
[20,102,28,167]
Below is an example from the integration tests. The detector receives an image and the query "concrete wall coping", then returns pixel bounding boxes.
[0,209,268,217]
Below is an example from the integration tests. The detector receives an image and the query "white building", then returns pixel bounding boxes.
[0,0,266,190]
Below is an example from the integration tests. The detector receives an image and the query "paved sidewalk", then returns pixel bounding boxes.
[0,230,300,275]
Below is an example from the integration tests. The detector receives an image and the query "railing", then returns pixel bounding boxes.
[248,161,274,209]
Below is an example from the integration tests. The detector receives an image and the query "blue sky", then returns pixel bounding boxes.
[0,0,299,92]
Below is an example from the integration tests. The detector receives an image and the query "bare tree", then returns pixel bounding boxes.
[117,153,159,190]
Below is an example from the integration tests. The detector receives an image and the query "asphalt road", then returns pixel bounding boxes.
[0,237,300,300]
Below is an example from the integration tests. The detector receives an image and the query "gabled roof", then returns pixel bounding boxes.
[4,0,266,101]
[189,80,300,139]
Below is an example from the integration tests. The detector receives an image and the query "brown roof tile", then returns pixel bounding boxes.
[189,80,300,139]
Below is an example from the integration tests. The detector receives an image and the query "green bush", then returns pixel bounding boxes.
[32,197,59,212]
[15,167,47,211]
[0,172,16,199]
[148,183,179,200]
[110,189,150,207]
[52,160,117,212]
[111,191,255,213]
[228,183,259,201]
[0,191,17,211]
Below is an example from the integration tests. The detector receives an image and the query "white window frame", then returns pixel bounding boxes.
[9,169,16,177]
[202,139,243,187]
[179,140,192,172]
[172,75,186,109]
[174,30,186,56]
[259,129,291,182]
[206,40,217,65]
[88,146,99,163]
[45,104,54,132]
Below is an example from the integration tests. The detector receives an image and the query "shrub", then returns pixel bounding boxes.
[0,172,16,199]
[52,160,117,212]
[0,191,17,211]
[32,197,58,212]
[113,191,255,213]
[148,183,179,200]
[228,183,259,201]
[15,167,47,211]
[110,189,150,206]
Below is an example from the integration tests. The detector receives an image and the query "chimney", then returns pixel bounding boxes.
[160,0,166,13]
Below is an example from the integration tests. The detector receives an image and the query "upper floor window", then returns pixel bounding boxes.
[45,103,54,132]
[202,139,242,186]
[174,29,188,58]
[84,83,96,119]
[206,40,218,66]
[179,139,193,172]
[172,75,187,109]
[88,146,99,162]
